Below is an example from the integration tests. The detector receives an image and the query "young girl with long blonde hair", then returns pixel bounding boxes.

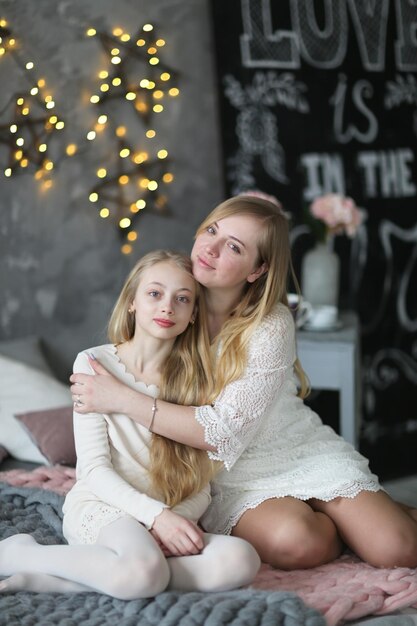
[70,197,417,571]
[0,250,260,597]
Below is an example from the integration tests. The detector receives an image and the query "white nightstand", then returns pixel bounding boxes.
[296,312,361,448]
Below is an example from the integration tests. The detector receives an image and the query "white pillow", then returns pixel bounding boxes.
[0,354,72,464]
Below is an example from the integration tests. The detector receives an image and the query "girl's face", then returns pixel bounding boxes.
[131,261,196,341]
[191,214,266,291]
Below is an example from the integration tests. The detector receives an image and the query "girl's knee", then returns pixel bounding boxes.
[109,553,170,599]
[202,535,260,591]
[225,537,261,585]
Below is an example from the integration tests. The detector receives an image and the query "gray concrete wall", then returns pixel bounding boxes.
[0,0,224,379]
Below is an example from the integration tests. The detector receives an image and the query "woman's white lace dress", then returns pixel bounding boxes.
[196,304,380,535]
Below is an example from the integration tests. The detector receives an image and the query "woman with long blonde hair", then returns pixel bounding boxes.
[70,196,417,571]
[0,250,260,597]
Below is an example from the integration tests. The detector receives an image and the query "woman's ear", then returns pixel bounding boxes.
[247,262,268,284]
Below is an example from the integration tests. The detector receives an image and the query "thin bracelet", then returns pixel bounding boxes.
[148,397,158,432]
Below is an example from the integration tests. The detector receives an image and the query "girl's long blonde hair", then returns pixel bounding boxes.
[108,250,216,507]
[197,195,310,398]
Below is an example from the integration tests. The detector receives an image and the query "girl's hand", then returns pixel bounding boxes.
[70,357,127,414]
[151,509,205,557]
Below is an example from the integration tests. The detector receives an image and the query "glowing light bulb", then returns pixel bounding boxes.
[119,217,131,229]
[136,38,145,46]
[125,92,136,101]
[89,192,99,202]
[160,72,170,81]
[116,126,126,137]
[38,143,47,152]
[157,149,168,159]
[127,231,137,241]
[97,168,107,178]
[87,131,96,140]
[100,208,110,218]
[149,57,159,65]
[119,175,129,185]
[169,88,179,96]
[90,95,100,104]
[111,56,121,64]
[86,28,96,37]
[97,114,107,124]
[148,180,158,191]
[146,129,156,138]
[66,144,77,156]
[143,24,153,32]
[119,148,130,158]
[99,70,108,79]
[5,168,12,177]
[121,244,133,255]
[153,104,163,113]
[55,121,65,130]
[163,173,174,183]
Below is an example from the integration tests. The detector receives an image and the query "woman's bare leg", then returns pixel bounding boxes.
[311,490,417,568]
[232,497,343,570]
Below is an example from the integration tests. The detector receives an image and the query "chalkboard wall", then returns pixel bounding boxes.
[211,0,417,479]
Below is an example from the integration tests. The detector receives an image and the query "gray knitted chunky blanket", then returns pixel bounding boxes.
[0,482,325,626]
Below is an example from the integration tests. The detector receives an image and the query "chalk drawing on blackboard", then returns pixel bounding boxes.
[385,74,417,109]
[223,71,309,193]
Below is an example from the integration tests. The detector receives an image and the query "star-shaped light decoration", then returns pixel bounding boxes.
[0,18,66,191]
[85,23,179,254]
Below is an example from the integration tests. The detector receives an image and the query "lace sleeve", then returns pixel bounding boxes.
[195,305,296,470]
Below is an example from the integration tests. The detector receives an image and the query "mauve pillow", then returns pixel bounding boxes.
[15,406,76,466]
[0,445,9,463]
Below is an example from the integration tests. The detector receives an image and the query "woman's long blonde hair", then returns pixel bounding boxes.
[197,195,309,398]
[108,250,216,507]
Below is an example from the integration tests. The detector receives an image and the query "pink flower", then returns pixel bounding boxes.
[310,193,364,238]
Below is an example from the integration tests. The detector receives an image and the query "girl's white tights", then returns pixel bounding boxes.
[0,516,260,599]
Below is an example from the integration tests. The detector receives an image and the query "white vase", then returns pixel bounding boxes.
[301,238,340,307]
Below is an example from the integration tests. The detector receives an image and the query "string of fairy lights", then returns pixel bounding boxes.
[0,18,179,254]
[0,18,65,189]
[84,23,179,254]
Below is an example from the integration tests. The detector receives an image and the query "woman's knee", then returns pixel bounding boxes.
[364,525,417,569]
[108,553,170,599]
[263,513,340,570]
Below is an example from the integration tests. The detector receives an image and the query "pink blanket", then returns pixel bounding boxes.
[1,465,417,625]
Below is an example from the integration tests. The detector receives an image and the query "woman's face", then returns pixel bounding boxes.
[191,214,266,291]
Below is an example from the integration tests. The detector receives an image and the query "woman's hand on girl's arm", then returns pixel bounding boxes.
[70,356,214,451]
[70,357,137,416]
[150,509,205,557]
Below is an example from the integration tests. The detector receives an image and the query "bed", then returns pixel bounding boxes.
[1,337,417,625]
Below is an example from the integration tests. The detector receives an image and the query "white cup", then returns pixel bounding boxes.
[306,305,338,329]
[287,293,313,329]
